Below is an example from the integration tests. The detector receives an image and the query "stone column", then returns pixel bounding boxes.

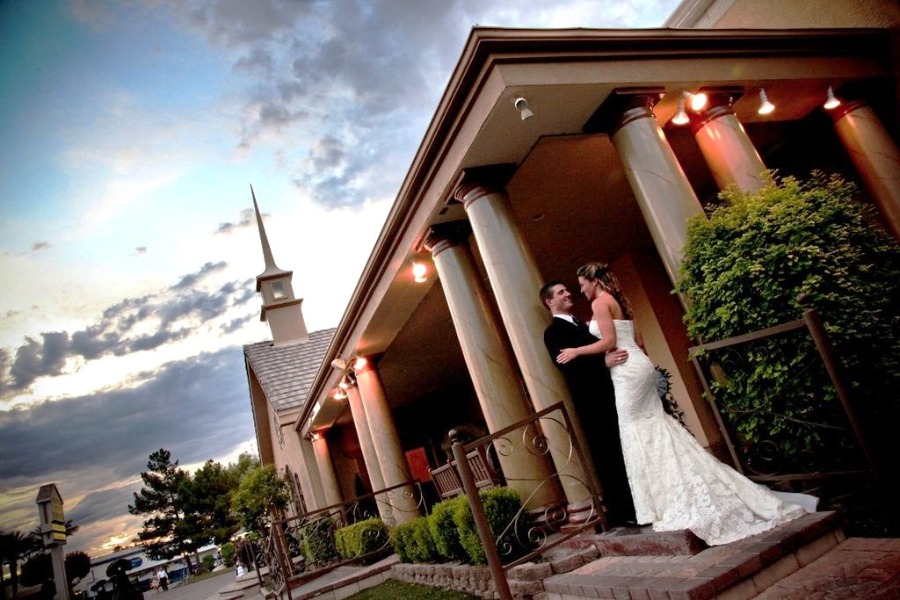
[299,436,325,509]
[451,186,599,516]
[345,383,388,520]
[831,100,900,240]
[354,358,421,525]
[590,90,707,285]
[691,90,767,194]
[424,225,564,514]
[312,432,343,508]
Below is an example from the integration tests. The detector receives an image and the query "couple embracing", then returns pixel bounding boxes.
[542,262,815,546]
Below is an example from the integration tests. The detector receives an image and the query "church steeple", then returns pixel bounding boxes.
[251,185,309,345]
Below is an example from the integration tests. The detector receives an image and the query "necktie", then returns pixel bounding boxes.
[571,316,583,328]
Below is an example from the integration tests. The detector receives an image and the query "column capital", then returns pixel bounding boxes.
[451,164,517,209]
[688,86,744,134]
[828,98,869,123]
[423,221,472,257]
[584,87,665,135]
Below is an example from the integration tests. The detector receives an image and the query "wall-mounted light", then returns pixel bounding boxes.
[331,358,347,370]
[338,378,350,390]
[824,86,841,110]
[514,97,534,121]
[689,92,708,112]
[353,356,368,370]
[412,261,428,283]
[671,93,689,125]
[310,431,321,441]
[334,388,347,400]
[758,88,775,115]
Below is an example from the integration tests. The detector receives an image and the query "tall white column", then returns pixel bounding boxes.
[453,184,598,514]
[354,359,421,525]
[606,95,707,285]
[424,226,564,513]
[691,96,767,194]
[312,433,343,508]
[345,383,388,520]
[831,100,900,240]
[299,436,325,510]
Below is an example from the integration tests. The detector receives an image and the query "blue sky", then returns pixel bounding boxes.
[0,0,679,557]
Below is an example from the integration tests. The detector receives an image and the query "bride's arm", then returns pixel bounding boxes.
[556,298,617,364]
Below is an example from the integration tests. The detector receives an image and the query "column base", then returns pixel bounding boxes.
[559,497,607,533]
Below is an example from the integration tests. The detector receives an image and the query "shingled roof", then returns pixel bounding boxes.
[244,328,336,414]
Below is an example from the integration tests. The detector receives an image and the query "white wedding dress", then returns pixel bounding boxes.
[592,319,814,546]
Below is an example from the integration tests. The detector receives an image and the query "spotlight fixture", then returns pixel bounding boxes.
[310,431,320,441]
[824,86,841,110]
[334,388,347,400]
[338,378,350,390]
[331,358,347,370]
[412,261,427,283]
[758,88,775,115]
[514,97,534,121]
[689,92,708,112]
[671,93,689,125]
[353,356,368,370]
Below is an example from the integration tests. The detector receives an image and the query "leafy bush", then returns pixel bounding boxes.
[220,542,236,566]
[427,497,468,562]
[391,516,438,563]
[453,487,525,565]
[298,516,337,565]
[201,553,215,572]
[677,172,900,460]
[334,517,390,561]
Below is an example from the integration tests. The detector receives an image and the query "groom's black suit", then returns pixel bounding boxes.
[544,316,635,526]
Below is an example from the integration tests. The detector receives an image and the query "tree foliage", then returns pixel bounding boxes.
[181,460,241,546]
[128,449,198,563]
[231,464,290,533]
[677,172,900,460]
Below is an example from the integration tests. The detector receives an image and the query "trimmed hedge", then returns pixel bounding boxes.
[298,515,337,565]
[428,496,468,562]
[391,516,438,563]
[334,517,390,560]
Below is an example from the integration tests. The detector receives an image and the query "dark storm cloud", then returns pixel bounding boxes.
[221,313,256,335]
[0,346,256,540]
[0,263,257,397]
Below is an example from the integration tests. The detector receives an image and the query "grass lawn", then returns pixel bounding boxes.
[345,579,477,599]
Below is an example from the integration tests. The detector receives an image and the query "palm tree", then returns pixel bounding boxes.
[0,530,39,599]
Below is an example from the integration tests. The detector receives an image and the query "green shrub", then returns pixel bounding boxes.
[298,516,337,565]
[677,172,900,461]
[220,542,236,566]
[201,553,215,572]
[334,518,390,560]
[391,516,438,563]
[428,497,468,562]
[452,487,525,565]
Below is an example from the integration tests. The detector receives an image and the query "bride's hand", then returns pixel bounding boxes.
[557,348,579,364]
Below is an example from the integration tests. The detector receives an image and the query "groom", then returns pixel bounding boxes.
[541,280,636,527]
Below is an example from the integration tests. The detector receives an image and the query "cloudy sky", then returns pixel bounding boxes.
[0,0,679,557]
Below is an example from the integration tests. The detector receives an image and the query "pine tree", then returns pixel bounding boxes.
[128,449,200,571]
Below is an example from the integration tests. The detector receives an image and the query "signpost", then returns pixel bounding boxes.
[35,484,71,600]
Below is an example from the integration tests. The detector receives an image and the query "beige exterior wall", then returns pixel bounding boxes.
[667,0,900,29]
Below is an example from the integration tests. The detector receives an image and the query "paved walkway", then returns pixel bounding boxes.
[147,570,240,600]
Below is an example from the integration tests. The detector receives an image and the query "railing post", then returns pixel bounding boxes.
[799,294,880,478]
[450,430,513,600]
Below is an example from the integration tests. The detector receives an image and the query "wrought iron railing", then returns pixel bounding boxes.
[687,299,878,486]
[262,480,428,599]
[448,401,605,600]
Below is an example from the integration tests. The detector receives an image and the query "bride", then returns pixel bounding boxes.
[557,262,815,546]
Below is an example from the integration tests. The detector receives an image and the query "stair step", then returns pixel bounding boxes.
[543,511,843,599]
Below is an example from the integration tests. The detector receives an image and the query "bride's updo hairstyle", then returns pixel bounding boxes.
[576,262,634,319]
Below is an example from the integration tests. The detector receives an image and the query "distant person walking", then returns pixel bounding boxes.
[156,567,169,591]
[236,562,246,578]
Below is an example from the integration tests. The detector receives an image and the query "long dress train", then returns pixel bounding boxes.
[593,319,814,546]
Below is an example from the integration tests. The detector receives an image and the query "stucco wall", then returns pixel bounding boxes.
[668,0,900,29]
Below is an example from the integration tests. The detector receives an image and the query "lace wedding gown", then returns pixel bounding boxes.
[592,319,812,546]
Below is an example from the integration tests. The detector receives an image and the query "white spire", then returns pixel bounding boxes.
[251,184,290,281]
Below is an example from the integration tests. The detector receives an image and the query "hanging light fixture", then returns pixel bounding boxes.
[514,97,534,121]
[353,356,368,370]
[412,261,427,283]
[671,93,689,125]
[689,92,708,112]
[334,388,347,400]
[824,86,841,110]
[758,88,775,115]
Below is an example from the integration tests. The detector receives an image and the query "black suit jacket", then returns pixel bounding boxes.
[543,315,635,523]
